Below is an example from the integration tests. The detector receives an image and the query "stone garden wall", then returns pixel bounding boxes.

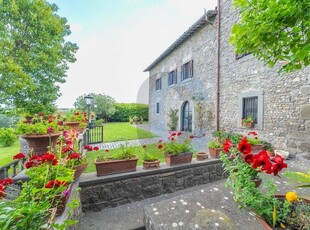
[79,159,225,212]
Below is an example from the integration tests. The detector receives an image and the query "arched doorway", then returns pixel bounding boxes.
[181,101,192,132]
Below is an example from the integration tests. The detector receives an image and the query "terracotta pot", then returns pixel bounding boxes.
[73,162,88,181]
[64,122,80,130]
[242,122,254,128]
[94,157,138,176]
[164,152,193,166]
[257,195,310,229]
[22,132,61,156]
[266,151,275,157]
[252,177,262,187]
[143,160,160,170]
[208,148,223,158]
[53,183,72,216]
[196,152,209,161]
[24,116,33,124]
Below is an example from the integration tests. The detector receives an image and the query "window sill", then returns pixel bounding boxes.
[169,84,177,88]
[181,78,192,83]
[155,89,161,92]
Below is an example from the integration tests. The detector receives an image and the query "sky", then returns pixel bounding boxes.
[50,0,218,108]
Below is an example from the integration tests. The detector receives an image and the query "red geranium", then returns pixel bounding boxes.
[238,138,252,155]
[13,152,26,160]
[189,135,194,139]
[158,144,163,149]
[0,178,13,186]
[177,132,182,136]
[83,145,93,151]
[0,184,5,198]
[271,154,287,176]
[223,139,233,153]
[25,161,35,169]
[105,149,109,152]
[93,146,99,151]
[69,153,81,160]
[45,180,67,189]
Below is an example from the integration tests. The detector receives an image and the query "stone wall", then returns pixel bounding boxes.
[219,0,310,157]
[79,160,225,212]
[148,18,218,134]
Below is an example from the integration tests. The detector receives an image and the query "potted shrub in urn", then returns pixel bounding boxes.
[246,131,263,152]
[261,140,275,157]
[167,109,179,131]
[94,144,138,176]
[207,140,223,158]
[142,145,160,169]
[64,111,87,130]
[16,114,61,155]
[157,132,194,166]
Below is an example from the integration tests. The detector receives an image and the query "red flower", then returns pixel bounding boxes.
[38,113,45,117]
[93,146,99,151]
[142,145,146,149]
[83,145,93,151]
[25,161,35,169]
[243,153,254,164]
[47,127,54,133]
[69,153,81,159]
[158,140,163,143]
[271,155,287,176]
[0,184,5,198]
[171,137,175,141]
[171,132,176,136]
[52,159,58,166]
[105,149,109,152]
[238,138,252,155]
[177,132,182,136]
[13,152,26,160]
[44,180,67,189]
[158,144,163,149]
[58,121,63,126]
[252,151,273,174]
[248,131,257,136]
[41,153,56,163]
[29,155,42,162]
[0,178,13,186]
[223,139,233,153]
[189,135,194,139]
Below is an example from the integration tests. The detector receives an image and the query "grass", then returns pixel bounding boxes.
[102,122,158,142]
[0,139,21,167]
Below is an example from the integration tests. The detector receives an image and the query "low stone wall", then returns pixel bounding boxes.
[79,159,225,212]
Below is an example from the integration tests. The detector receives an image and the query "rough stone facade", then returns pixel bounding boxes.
[79,160,225,212]
[146,0,310,157]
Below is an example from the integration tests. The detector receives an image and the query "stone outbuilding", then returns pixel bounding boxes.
[144,0,310,158]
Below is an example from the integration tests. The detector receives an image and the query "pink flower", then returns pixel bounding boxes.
[47,127,54,134]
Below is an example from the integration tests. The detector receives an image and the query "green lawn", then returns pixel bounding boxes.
[103,122,158,142]
[0,139,21,167]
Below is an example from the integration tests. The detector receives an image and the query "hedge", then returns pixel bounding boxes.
[110,103,148,122]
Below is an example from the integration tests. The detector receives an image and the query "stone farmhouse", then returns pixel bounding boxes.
[144,0,310,157]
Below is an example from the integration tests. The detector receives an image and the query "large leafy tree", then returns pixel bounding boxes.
[230,0,309,72]
[74,93,116,121]
[0,0,78,114]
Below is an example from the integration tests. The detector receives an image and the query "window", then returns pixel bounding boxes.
[236,52,251,60]
[156,103,160,114]
[238,91,264,129]
[181,60,193,81]
[243,96,258,124]
[155,78,162,91]
[168,69,177,86]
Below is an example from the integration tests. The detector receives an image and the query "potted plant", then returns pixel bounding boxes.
[241,116,254,127]
[129,117,133,125]
[132,116,140,124]
[157,132,194,166]
[16,114,61,155]
[261,140,275,157]
[167,109,179,131]
[246,131,263,152]
[63,111,87,130]
[219,138,310,229]
[94,144,138,176]
[142,145,160,169]
[207,140,223,158]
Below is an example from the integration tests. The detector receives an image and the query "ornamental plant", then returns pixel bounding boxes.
[65,111,88,123]
[241,115,254,125]
[141,145,158,162]
[157,132,194,155]
[219,136,310,228]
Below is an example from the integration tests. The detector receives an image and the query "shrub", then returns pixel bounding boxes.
[0,128,16,147]
[167,109,178,131]
[94,119,104,126]
[0,114,20,128]
[110,103,148,122]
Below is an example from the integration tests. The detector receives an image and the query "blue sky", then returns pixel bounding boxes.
[50,0,217,108]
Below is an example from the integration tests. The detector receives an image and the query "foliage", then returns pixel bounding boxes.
[246,131,261,145]
[242,116,254,125]
[167,109,178,131]
[157,132,194,155]
[74,93,116,121]
[0,0,78,113]
[0,114,20,128]
[285,170,310,188]
[261,140,274,152]
[110,103,149,122]
[141,145,158,162]
[0,128,16,147]
[94,119,104,126]
[207,140,223,149]
[64,111,87,123]
[96,143,136,162]
[230,0,309,72]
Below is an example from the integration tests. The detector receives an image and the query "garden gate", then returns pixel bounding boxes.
[87,125,104,144]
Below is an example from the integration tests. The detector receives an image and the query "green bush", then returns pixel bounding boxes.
[0,114,20,128]
[95,119,104,126]
[0,128,16,147]
[110,103,148,122]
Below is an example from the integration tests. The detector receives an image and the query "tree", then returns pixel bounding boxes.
[230,0,309,72]
[0,0,78,113]
[74,93,116,121]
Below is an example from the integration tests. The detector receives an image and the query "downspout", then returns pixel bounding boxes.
[216,0,221,131]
